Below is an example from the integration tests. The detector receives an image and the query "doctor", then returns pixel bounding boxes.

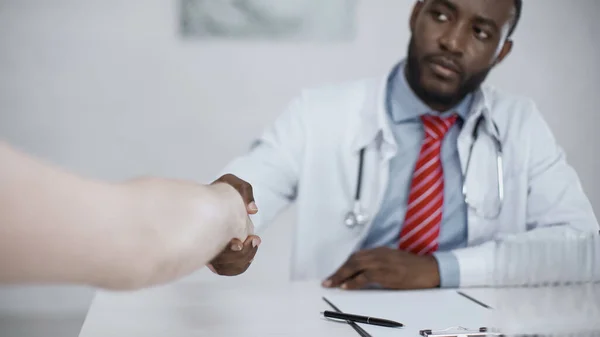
[209,0,598,289]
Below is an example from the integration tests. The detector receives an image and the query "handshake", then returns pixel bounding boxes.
[207,174,442,291]
[207,174,262,276]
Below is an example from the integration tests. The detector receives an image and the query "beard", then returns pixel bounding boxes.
[405,37,492,108]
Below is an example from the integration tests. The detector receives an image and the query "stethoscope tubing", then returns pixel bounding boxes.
[347,116,504,227]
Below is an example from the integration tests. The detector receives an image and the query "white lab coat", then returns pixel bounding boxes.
[221,66,599,288]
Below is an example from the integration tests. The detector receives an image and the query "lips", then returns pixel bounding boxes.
[427,56,461,74]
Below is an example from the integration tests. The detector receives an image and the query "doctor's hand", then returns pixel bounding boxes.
[322,247,440,290]
[207,235,261,276]
[207,174,262,276]
[212,174,258,215]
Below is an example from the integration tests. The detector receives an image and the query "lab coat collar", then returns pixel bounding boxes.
[350,61,499,154]
[350,65,397,156]
[467,84,500,141]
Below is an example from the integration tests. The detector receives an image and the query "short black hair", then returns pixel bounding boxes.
[508,0,522,38]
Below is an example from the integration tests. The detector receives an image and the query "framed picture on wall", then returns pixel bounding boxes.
[179,0,357,42]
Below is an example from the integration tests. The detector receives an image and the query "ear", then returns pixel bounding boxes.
[493,39,513,66]
[409,0,426,34]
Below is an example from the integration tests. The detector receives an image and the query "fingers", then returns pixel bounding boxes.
[322,249,379,288]
[209,236,261,276]
[324,247,421,290]
[229,238,244,251]
[246,235,261,249]
[243,236,260,263]
[340,272,371,290]
[322,256,363,288]
[239,181,257,214]
[214,174,258,214]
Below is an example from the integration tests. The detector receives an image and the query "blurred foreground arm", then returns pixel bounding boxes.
[0,142,253,290]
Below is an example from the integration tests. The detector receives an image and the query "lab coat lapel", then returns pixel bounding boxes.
[343,73,397,253]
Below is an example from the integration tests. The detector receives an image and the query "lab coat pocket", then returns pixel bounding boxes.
[463,134,527,244]
[468,170,527,244]
[494,170,528,233]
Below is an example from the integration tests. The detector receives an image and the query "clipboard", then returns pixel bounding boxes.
[419,326,502,337]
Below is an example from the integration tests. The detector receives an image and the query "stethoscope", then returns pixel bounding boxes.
[344,115,504,228]
[344,147,370,227]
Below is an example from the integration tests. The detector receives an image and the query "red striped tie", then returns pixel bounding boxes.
[398,114,458,255]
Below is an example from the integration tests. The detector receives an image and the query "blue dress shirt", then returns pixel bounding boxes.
[360,61,473,287]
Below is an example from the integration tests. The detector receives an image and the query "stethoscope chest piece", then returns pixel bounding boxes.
[344,148,369,228]
[344,200,369,228]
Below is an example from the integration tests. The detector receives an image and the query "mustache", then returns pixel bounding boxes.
[423,53,464,75]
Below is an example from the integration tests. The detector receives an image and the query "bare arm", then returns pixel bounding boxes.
[0,142,252,290]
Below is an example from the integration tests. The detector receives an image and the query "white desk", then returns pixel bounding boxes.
[79,279,490,337]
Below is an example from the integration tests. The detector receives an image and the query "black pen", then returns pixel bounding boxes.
[321,310,403,328]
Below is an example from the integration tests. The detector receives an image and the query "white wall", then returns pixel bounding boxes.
[0,0,599,336]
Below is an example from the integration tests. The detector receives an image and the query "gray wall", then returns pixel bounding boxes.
[0,0,599,336]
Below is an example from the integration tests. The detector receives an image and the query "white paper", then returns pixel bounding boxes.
[325,289,491,337]
[461,286,600,336]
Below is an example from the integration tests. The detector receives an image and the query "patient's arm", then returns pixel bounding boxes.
[0,142,252,290]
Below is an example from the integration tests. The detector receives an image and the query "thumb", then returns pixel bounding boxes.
[246,234,261,248]
[246,201,258,214]
[240,183,258,214]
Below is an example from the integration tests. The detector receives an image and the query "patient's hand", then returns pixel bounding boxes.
[322,247,440,290]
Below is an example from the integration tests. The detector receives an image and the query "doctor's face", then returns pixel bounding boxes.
[405,0,515,110]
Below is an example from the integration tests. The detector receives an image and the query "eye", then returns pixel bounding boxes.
[430,10,449,22]
[474,27,490,40]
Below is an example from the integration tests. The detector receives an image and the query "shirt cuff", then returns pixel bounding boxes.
[432,251,460,288]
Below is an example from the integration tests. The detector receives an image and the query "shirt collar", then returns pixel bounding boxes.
[387,59,474,123]
[350,60,497,154]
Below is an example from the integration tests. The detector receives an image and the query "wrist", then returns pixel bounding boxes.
[206,182,252,239]
[422,254,441,288]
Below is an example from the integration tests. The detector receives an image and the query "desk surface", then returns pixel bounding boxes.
[79,279,490,337]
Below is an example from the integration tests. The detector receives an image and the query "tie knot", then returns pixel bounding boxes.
[421,114,458,140]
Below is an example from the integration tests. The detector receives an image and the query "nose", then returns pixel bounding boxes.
[438,24,468,55]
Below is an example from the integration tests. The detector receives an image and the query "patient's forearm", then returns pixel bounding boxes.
[0,142,249,289]
[118,178,252,289]
[0,142,132,286]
